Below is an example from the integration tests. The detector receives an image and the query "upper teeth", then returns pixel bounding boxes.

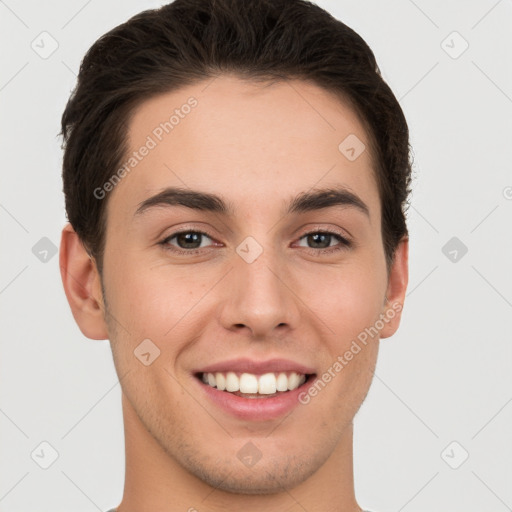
[201,371,306,394]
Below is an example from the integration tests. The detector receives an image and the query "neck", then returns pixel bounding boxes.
[116,392,361,512]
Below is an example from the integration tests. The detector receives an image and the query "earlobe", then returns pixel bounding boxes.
[59,223,109,340]
[380,237,409,339]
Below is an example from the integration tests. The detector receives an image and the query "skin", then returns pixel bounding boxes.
[60,75,408,512]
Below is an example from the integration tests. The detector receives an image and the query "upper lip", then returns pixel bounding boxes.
[194,358,316,375]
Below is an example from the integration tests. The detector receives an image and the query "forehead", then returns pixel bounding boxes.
[109,75,379,218]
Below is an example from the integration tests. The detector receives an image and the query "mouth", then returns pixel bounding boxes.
[192,358,318,420]
[195,371,316,399]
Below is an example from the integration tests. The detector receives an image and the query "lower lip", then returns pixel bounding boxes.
[195,375,316,421]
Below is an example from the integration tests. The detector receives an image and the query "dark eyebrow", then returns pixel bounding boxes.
[134,186,369,218]
[287,187,369,217]
[135,187,232,216]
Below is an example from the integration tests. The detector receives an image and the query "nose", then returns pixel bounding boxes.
[218,245,301,339]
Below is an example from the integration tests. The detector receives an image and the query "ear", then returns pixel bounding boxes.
[380,237,409,339]
[59,223,109,340]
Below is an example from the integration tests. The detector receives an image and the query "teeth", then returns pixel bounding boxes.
[201,371,307,394]
[216,372,226,391]
[240,373,259,393]
[225,371,239,392]
[287,372,301,390]
[258,373,277,394]
[276,372,288,392]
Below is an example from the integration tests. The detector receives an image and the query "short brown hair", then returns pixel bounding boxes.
[60,0,412,274]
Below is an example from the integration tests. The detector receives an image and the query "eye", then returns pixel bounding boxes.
[296,231,351,253]
[158,228,352,256]
[160,230,217,254]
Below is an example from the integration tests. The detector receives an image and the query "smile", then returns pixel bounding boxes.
[199,371,310,397]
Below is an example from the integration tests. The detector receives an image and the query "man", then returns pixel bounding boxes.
[59,0,410,510]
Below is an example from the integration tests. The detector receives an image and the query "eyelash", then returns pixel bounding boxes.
[158,229,352,256]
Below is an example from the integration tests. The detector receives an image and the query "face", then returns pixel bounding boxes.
[90,75,406,493]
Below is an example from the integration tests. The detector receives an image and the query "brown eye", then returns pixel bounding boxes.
[296,231,351,251]
[161,230,215,252]
[174,232,205,249]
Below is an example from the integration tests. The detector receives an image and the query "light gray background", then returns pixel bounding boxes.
[1,1,511,511]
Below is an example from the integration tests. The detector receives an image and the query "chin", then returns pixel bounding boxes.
[189,457,317,495]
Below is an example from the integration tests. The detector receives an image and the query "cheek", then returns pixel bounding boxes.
[301,258,387,343]
[104,255,191,335]
[313,259,385,411]
[103,259,217,382]
[104,263,192,405]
